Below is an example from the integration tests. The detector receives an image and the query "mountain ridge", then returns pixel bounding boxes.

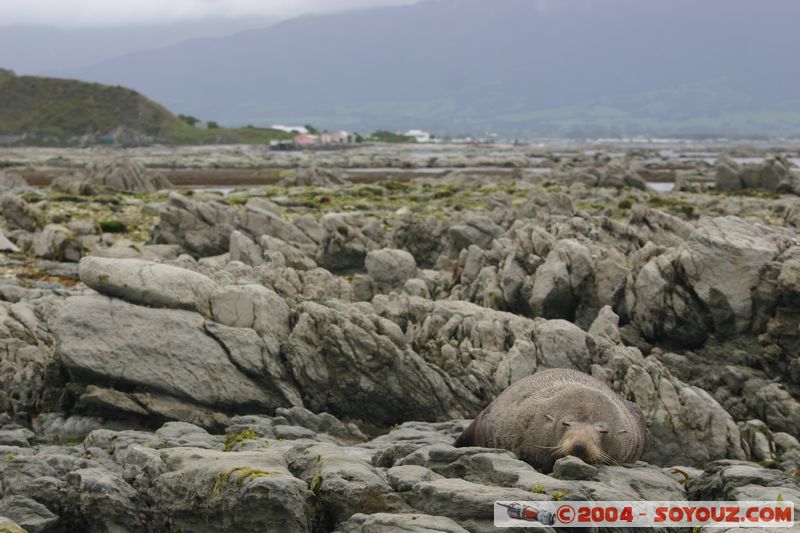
[0,70,293,146]
[47,0,800,137]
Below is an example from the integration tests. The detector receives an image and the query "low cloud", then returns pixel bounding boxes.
[0,0,419,27]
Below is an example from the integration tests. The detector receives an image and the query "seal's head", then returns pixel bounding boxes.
[514,387,644,472]
[552,419,615,465]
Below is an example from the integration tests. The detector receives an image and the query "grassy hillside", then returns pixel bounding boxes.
[0,70,293,146]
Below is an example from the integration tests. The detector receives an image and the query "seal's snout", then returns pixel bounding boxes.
[572,442,587,457]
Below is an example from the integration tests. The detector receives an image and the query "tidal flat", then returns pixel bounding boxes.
[0,142,799,532]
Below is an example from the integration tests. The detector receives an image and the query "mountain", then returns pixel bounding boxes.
[0,19,279,74]
[0,70,292,146]
[54,0,800,137]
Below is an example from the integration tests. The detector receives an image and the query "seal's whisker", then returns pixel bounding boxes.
[597,452,617,466]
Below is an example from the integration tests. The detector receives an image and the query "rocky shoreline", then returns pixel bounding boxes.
[0,145,799,532]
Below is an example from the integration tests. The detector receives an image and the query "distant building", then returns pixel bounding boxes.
[294,134,319,146]
[404,129,433,143]
[320,131,352,144]
[273,125,309,134]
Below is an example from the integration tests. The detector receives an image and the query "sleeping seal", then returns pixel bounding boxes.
[454,368,645,473]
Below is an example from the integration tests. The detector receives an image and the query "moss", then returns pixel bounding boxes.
[212,466,282,496]
[352,185,385,198]
[551,490,568,501]
[382,180,410,192]
[47,193,82,203]
[4,452,14,461]
[310,474,323,493]
[224,195,250,206]
[531,484,545,494]
[0,524,28,533]
[21,191,43,203]
[97,219,128,233]
[223,427,258,452]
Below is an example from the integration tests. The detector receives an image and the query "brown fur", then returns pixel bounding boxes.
[454,368,646,473]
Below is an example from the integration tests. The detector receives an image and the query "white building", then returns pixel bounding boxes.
[404,129,433,143]
[271,125,309,135]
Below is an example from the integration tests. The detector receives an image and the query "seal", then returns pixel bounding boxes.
[454,368,645,472]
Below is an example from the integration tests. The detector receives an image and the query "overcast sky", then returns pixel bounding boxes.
[0,0,419,27]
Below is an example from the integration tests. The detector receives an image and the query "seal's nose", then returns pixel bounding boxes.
[572,443,587,457]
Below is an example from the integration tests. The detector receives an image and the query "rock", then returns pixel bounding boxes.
[448,215,504,253]
[0,516,27,533]
[229,230,264,266]
[604,356,747,467]
[32,413,105,443]
[288,443,409,527]
[0,428,34,447]
[773,432,800,455]
[351,275,375,301]
[209,282,292,336]
[65,467,143,532]
[86,157,172,193]
[784,200,800,228]
[260,235,317,270]
[279,166,346,187]
[741,380,800,437]
[151,192,236,257]
[678,216,780,336]
[529,239,593,320]
[687,460,800,507]
[51,175,96,196]
[1,193,41,232]
[31,224,83,262]
[758,156,791,192]
[386,465,445,492]
[79,256,219,315]
[237,199,314,247]
[715,155,743,191]
[275,406,367,442]
[365,248,418,294]
[284,300,469,425]
[739,419,776,462]
[76,386,150,418]
[0,172,28,191]
[0,495,58,533]
[54,295,281,417]
[150,447,311,532]
[0,232,19,253]
[316,215,379,273]
[551,456,599,481]
[625,248,711,347]
[391,215,447,268]
[337,513,470,533]
[404,478,546,532]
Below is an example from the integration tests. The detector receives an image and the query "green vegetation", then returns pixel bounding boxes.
[177,114,200,126]
[368,130,415,143]
[223,427,259,451]
[0,72,294,146]
[212,466,282,496]
[97,219,128,233]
